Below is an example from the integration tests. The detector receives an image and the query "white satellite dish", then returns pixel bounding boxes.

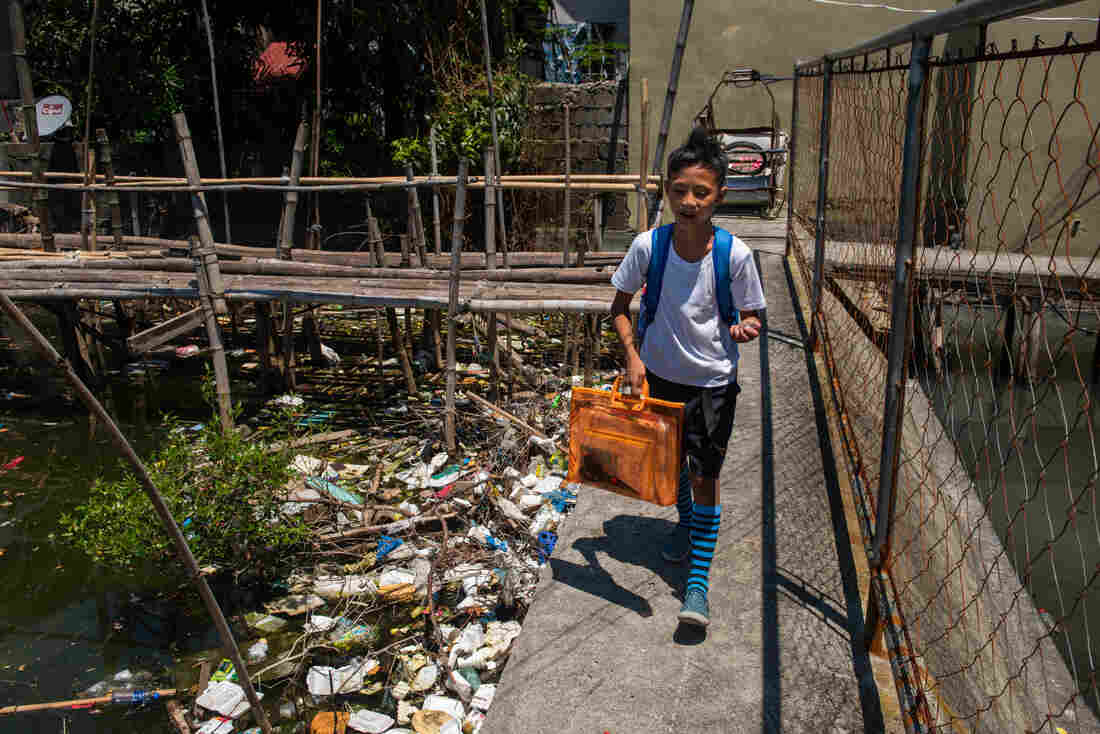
[35,95,72,137]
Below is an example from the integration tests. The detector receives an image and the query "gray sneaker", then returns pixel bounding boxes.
[678,588,710,627]
[661,525,692,563]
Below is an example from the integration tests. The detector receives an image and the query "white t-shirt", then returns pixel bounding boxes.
[611,228,767,388]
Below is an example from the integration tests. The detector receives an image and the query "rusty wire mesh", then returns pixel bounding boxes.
[792,26,1100,734]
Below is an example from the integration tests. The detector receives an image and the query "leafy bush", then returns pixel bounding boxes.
[60,409,310,585]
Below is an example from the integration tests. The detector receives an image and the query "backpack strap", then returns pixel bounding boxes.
[712,226,739,326]
[638,223,675,342]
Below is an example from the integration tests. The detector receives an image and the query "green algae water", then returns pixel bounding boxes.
[0,306,236,734]
[922,302,1100,718]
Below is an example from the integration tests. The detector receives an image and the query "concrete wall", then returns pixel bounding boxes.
[629,1,1098,230]
[789,217,1100,731]
[520,81,632,245]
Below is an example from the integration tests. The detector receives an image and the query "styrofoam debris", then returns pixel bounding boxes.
[517,493,544,511]
[347,709,394,733]
[470,683,496,711]
[246,638,268,663]
[532,475,564,495]
[305,614,338,634]
[306,659,367,696]
[196,717,234,734]
[196,680,261,718]
[313,575,376,601]
[422,695,465,723]
[446,669,473,702]
[494,497,528,524]
[396,699,418,725]
[410,663,439,692]
[291,454,325,475]
[379,569,415,587]
[464,710,487,734]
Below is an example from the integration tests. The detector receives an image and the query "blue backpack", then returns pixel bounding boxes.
[637,223,739,344]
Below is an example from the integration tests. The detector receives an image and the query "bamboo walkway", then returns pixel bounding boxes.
[0,215,790,314]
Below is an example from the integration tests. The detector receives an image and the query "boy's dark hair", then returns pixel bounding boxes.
[667,127,728,187]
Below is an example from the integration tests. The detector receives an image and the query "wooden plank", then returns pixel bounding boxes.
[126,306,204,353]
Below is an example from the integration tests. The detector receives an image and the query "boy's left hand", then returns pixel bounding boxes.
[730,319,761,343]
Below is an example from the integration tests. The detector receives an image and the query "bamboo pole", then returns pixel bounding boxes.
[256,302,275,393]
[80,0,100,252]
[0,689,178,716]
[386,307,416,394]
[445,160,469,453]
[429,126,442,256]
[399,233,411,269]
[584,314,594,386]
[561,313,571,377]
[0,170,657,183]
[638,78,650,232]
[199,0,231,243]
[8,0,54,252]
[484,150,496,272]
[0,176,658,194]
[174,115,232,430]
[282,299,296,391]
[478,0,504,248]
[487,306,499,402]
[173,114,227,315]
[646,0,695,228]
[96,130,124,251]
[592,196,602,252]
[374,308,385,390]
[406,164,428,266]
[309,0,323,250]
[365,197,384,267]
[88,150,97,252]
[0,293,271,734]
[279,121,309,261]
[128,171,141,237]
[563,102,571,268]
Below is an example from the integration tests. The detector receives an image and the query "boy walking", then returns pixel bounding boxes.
[609,127,766,627]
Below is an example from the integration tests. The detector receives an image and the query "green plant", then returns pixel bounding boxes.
[59,384,311,585]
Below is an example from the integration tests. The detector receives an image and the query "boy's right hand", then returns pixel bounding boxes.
[626,355,646,395]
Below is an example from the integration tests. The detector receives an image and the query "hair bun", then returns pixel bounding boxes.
[686,126,713,151]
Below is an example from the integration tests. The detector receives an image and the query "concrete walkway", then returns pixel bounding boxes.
[481,247,890,733]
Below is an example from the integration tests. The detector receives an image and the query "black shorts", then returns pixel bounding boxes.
[646,370,740,479]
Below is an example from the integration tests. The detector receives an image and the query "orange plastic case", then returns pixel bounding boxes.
[567,378,685,506]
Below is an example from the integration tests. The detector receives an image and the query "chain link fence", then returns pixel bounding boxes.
[789,3,1100,732]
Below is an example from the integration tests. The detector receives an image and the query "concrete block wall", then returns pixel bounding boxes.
[519,81,632,241]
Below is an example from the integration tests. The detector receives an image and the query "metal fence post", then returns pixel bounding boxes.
[785,64,800,257]
[807,59,834,352]
[870,35,933,571]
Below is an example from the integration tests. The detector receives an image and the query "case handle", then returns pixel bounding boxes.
[611,375,649,410]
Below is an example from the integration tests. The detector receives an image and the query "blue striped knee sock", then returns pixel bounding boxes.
[687,503,722,595]
[675,467,693,530]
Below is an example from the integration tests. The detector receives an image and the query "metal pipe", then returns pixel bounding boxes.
[604,69,628,230]
[0,292,273,734]
[646,0,695,228]
[807,59,834,351]
[824,0,1084,63]
[785,65,800,258]
[870,35,933,571]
